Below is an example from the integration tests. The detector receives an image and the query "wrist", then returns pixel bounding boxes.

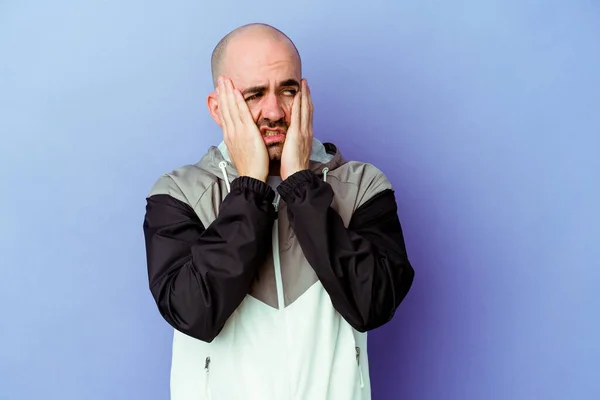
[246,175,267,182]
[239,171,267,182]
[231,176,274,199]
[282,165,308,180]
[277,169,317,200]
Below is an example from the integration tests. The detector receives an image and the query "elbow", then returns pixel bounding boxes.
[350,263,416,332]
[150,285,223,343]
[396,262,415,305]
[340,299,396,333]
[183,322,222,343]
[157,302,223,343]
[347,314,390,333]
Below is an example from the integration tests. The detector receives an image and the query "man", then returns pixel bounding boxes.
[142,23,414,400]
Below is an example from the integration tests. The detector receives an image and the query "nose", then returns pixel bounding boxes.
[261,93,285,122]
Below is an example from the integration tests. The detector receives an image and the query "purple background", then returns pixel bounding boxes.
[1,1,599,399]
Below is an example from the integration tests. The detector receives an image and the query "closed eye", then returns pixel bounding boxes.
[245,93,263,101]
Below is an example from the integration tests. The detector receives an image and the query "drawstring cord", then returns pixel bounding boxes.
[218,161,231,193]
[322,167,329,182]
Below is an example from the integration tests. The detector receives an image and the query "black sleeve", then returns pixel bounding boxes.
[143,176,276,342]
[277,169,414,332]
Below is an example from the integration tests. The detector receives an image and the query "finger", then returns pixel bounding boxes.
[301,79,310,135]
[217,78,234,135]
[290,90,301,135]
[305,80,314,133]
[216,82,229,132]
[224,79,244,129]
[233,88,254,128]
[222,79,239,130]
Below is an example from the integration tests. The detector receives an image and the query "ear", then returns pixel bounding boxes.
[206,91,222,126]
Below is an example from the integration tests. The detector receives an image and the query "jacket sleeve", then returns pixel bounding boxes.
[143,176,276,342]
[277,169,414,332]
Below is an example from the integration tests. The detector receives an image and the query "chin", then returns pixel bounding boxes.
[267,144,284,160]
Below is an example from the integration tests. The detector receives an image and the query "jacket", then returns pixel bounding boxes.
[142,138,414,400]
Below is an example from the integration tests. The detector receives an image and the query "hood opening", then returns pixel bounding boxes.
[198,138,345,192]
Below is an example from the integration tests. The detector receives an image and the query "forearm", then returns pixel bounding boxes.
[143,176,276,342]
[278,170,414,331]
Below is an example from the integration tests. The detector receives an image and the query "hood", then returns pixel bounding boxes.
[195,138,346,182]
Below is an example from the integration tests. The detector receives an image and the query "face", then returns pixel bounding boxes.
[208,33,302,160]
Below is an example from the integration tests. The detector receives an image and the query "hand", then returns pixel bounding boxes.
[217,77,269,182]
[281,79,313,180]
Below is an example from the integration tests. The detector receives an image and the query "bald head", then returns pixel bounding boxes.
[210,23,301,87]
[206,23,304,161]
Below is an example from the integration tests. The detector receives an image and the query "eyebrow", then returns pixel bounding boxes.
[241,79,300,96]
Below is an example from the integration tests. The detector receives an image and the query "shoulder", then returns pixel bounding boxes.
[147,162,219,208]
[332,161,393,208]
[338,161,392,187]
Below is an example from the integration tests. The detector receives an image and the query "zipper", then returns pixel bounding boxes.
[273,193,292,396]
[272,193,285,310]
[355,347,364,388]
[204,356,212,399]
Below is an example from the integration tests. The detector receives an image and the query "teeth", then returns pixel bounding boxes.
[264,130,280,136]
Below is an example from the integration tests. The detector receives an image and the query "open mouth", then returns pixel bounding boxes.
[262,129,286,145]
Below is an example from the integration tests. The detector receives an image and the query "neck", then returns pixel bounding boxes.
[268,161,281,177]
